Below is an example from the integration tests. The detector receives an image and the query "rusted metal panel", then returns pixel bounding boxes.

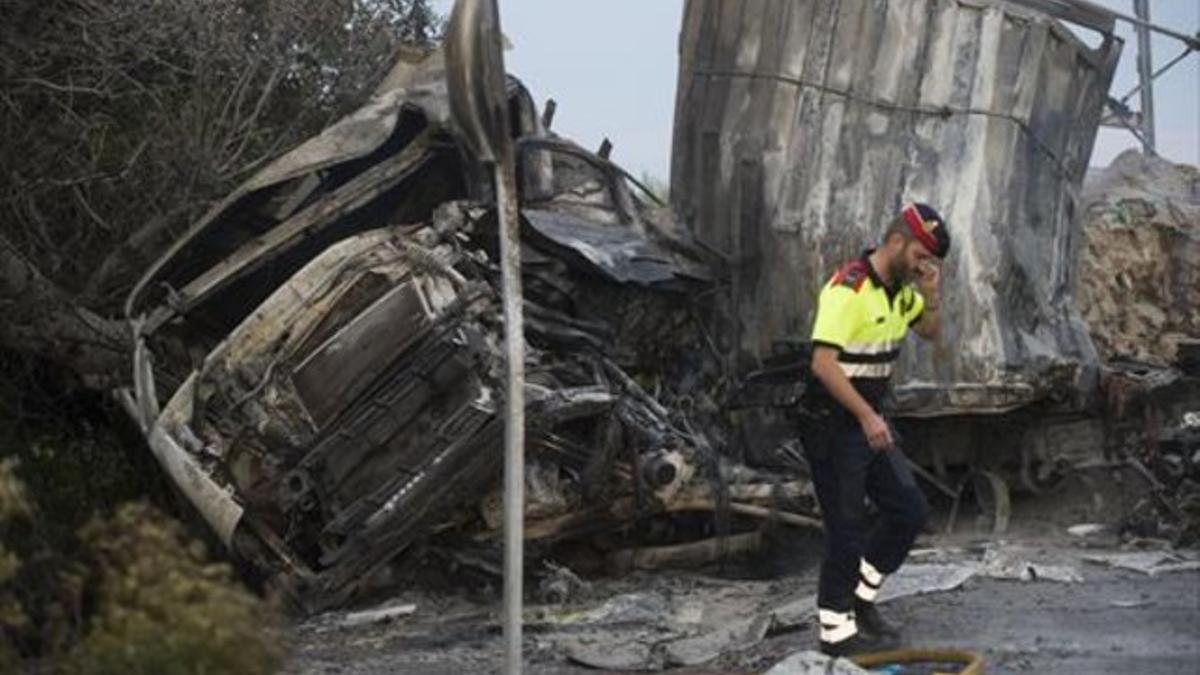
[672,0,1122,416]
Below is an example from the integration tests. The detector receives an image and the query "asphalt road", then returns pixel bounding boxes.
[746,565,1200,675]
[286,545,1200,674]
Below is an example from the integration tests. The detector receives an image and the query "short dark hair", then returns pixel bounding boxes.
[884,215,910,243]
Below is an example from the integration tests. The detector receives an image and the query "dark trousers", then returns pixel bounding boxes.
[804,417,929,611]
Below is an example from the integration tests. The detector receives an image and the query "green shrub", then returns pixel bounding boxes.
[0,458,32,672]
[65,504,285,675]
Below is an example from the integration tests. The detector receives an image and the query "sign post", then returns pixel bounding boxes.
[445,2,525,672]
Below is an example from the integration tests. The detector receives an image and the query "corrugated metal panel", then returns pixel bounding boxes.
[672,0,1122,415]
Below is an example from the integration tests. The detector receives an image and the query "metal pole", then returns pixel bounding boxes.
[441,3,524,665]
[495,157,525,675]
[1133,0,1156,155]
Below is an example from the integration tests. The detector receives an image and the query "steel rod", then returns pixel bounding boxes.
[1119,46,1194,104]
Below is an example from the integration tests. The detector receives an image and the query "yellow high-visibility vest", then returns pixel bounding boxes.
[810,253,925,405]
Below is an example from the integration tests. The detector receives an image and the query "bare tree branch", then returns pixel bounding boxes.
[0,231,126,387]
[0,0,444,386]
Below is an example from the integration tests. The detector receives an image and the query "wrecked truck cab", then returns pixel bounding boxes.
[125,59,685,350]
[121,52,725,611]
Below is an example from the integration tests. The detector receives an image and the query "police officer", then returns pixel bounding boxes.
[806,202,951,656]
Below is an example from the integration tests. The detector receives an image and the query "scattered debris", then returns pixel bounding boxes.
[532,546,1106,669]
[1083,551,1200,576]
[978,547,1083,584]
[540,583,776,670]
[772,562,978,631]
[1120,408,1200,545]
[1068,523,1108,538]
[662,614,771,667]
[875,563,980,603]
[537,592,670,627]
[1110,598,1154,609]
[780,545,1090,628]
[336,601,418,629]
[566,638,657,671]
[763,651,869,675]
[537,561,591,605]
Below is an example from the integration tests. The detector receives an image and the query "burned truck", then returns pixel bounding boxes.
[119,51,825,611]
[670,0,1169,505]
[120,0,1196,610]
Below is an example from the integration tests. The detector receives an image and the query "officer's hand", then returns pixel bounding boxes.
[917,261,941,298]
[860,411,894,451]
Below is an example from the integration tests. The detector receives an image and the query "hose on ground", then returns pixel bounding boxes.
[851,648,985,675]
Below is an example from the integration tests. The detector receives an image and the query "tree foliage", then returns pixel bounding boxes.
[0,3,444,669]
[0,0,442,312]
[0,459,33,671]
[0,461,285,673]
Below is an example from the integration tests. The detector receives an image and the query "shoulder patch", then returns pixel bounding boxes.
[830,260,869,292]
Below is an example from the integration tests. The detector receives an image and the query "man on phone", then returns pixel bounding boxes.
[805,202,950,656]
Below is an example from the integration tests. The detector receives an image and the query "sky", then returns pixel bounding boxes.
[434,0,1198,181]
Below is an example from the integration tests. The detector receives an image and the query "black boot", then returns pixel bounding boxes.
[854,599,901,641]
[819,629,899,657]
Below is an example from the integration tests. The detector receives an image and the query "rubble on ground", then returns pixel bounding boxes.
[1120,410,1200,545]
[1073,150,1200,547]
[763,652,868,675]
[1083,549,1200,576]
[291,543,1112,672]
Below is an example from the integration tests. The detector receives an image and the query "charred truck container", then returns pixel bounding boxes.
[673,0,1123,494]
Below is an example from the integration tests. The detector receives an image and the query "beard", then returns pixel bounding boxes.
[890,250,916,285]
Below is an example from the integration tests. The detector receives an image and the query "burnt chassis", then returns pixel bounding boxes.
[116,61,815,610]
